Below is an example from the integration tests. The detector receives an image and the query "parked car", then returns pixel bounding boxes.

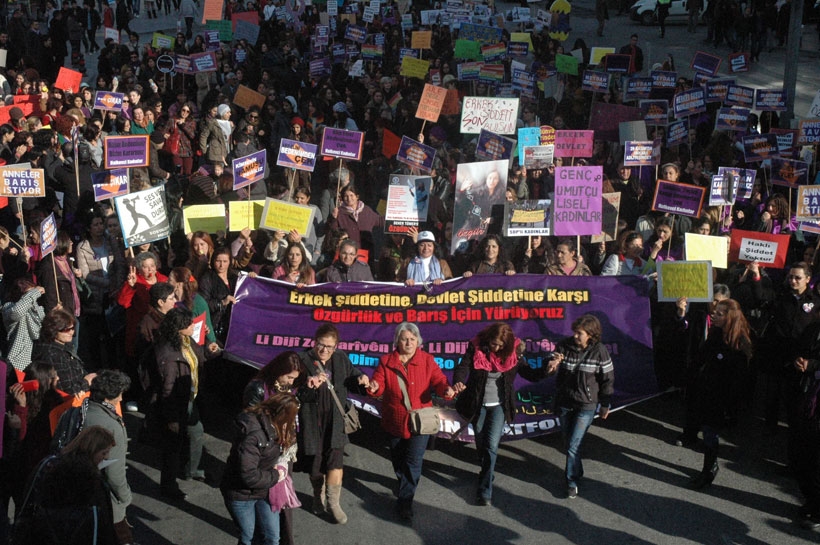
[630,0,708,25]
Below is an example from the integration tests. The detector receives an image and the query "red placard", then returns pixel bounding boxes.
[728,229,791,268]
[55,67,84,93]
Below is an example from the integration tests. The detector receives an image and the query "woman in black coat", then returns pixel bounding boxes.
[197,247,240,343]
[221,394,299,545]
[452,322,545,506]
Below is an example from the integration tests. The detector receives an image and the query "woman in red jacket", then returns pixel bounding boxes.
[366,322,454,521]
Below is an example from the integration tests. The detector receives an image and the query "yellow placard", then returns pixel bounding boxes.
[658,261,712,302]
[260,198,314,236]
[183,204,227,235]
[590,47,616,66]
[400,56,430,80]
[684,233,728,269]
[228,199,266,231]
[411,30,432,50]
[510,32,534,50]
[511,209,546,223]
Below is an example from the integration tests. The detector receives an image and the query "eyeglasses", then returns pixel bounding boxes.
[315,342,336,351]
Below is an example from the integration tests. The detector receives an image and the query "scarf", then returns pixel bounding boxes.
[470,337,520,373]
[406,256,442,283]
[180,335,199,401]
[342,200,365,222]
[54,256,81,316]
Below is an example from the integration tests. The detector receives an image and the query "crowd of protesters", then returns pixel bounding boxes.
[0,0,819,542]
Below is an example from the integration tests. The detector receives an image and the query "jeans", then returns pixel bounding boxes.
[225,498,280,545]
[558,406,596,488]
[474,404,506,500]
[389,434,429,505]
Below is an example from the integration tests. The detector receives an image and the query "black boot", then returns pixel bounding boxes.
[689,447,718,489]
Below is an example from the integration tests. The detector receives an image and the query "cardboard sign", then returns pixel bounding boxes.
[553,166,603,236]
[396,136,436,172]
[232,85,266,111]
[104,135,149,169]
[228,199,265,231]
[474,129,515,161]
[685,233,729,269]
[416,84,447,123]
[113,184,171,248]
[191,312,207,345]
[690,51,722,77]
[259,198,315,236]
[384,174,432,234]
[504,199,552,237]
[460,97,519,135]
[715,107,750,132]
[55,67,83,93]
[651,179,706,218]
[623,141,655,167]
[201,0,223,24]
[91,169,129,201]
[411,30,432,49]
[320,128,365,161]
[657,261,713,302]
[522,145,554,169]
[555,54,579,76]
[277,139,317,172]
[771,158,809,188]
[591,192,621,243]
[232,149,266,190]
[205,19,232,41]
[589,47,615,66]
[0,167,45,198]
[94,91,125,111]
[451,160,509,253]
[40,213,58,257]
[152,32,175,49]
[729,229,790,268]
[190,51,218,73]
[400,56,430,80]
[755,89,787,112]
[104,28,120,44]
[728,51,749,73]
[183,204,228,234]
[742,134,779,163]
[673,87,707,118]
[797,185,820,223]
[798,119,820,144]
[234,20,261,45]
[517,127,540,161]
[554,130,594,158]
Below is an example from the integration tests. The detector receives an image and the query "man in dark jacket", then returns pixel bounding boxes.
[322,240,374,282]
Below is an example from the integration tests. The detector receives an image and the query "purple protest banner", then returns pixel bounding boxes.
[174,55,193,75]
[690,51,722,76]
[623,141,655,166]
[554,130,594,158]
[553,166,603,236]
[277,138,317,172]
[91,169,129,201]
[640,99,669,126]
[652,179,706,218]
[704,79,734,103]
[725,84,754,108]
[104,135,149,168]
[344,24,367,43]
[719,167,756,201]
[396,136,437,172]
[581,71,610,93]
[40,212,58,257]
[651,70,677,89]
[770,157,809,188]
[666,120,688,147]
[673,87,706,118]
[321,127,365,161]
[715,107,750,132]
[754,89,787,112]
[224,274,656,442]
[742,133,779,163]
[93,91,124,111]
[232,149,267,190]
[309,58,332,79]
[474,129,515,162]
[624,77,653,101]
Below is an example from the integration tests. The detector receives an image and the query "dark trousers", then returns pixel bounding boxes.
[389,434,429,506]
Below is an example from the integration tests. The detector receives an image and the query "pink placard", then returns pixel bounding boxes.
[553,130,594,158]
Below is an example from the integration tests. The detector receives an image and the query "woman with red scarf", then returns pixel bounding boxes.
[452,323,546,506]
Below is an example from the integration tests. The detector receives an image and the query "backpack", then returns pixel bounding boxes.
[50,397,90,453]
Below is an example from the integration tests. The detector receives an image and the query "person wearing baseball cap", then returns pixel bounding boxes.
[399,231,453,287]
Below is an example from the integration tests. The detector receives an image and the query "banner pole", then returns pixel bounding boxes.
[52,257,61,306]
[336,160,344,207]
[247,187,252,231]
[17,197,26,254]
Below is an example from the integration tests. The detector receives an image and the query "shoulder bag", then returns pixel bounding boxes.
[315,361,361,434]
[392,368,440,435]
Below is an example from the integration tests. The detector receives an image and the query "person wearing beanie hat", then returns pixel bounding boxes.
[8,107,24,126]
[148,130,172,181]
[217,104,232,118]
[199,103,230,166]
[284,96,298,112]
[291,117,305,128]
[399,230,453,287]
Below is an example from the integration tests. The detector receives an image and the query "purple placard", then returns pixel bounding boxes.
[399,48,419,61]
[603,54,632,74]
[725,84,754,108]
[344,24,367,44]
[315,25,330,45]
[40,212,58,257]
[309,58,332,79]
[666,120,688,147]
[320,127,365,161]
[91,169,129,201]
[277,138,318,172]
[581,71,610,93]
[624,77,653,101]
[715,107,750,132]
[554,166,603,236]
[742,133,780,163]
[93,91,124,111]
[704,79,735,103]
[690,51,722,76]
[174,54,193,75]
[190,52,218,73]
[104,135,149,168]
[640,99,669,126]
[511,69,536,97]
[718,167,756,201]
[232,149,267,190]
[396,136,437,172]
[224,274,656,442]
[770,157,809,188]
[623,141,655,166]
[651,70,677,89]
[651,179,705,218]
[754,89,787,112]
[673,87,707,118]
[474,129,515,161]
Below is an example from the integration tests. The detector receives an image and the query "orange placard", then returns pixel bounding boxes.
[416,83,447,123]
[55,67,83,93]
[201,0,223,24]
[411,30,432,50]
[232,85,266,111]
[440,88,461,116]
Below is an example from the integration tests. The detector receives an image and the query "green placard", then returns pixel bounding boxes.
[206,20,233,42]
[454,39,482,61]
[556,54,579,76]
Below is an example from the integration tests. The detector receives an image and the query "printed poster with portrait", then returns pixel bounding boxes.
[384,174,433,235]
[451,159,509,254]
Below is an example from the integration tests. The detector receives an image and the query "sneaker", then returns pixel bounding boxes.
[568,486,578,499]
[674,434,697,447]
